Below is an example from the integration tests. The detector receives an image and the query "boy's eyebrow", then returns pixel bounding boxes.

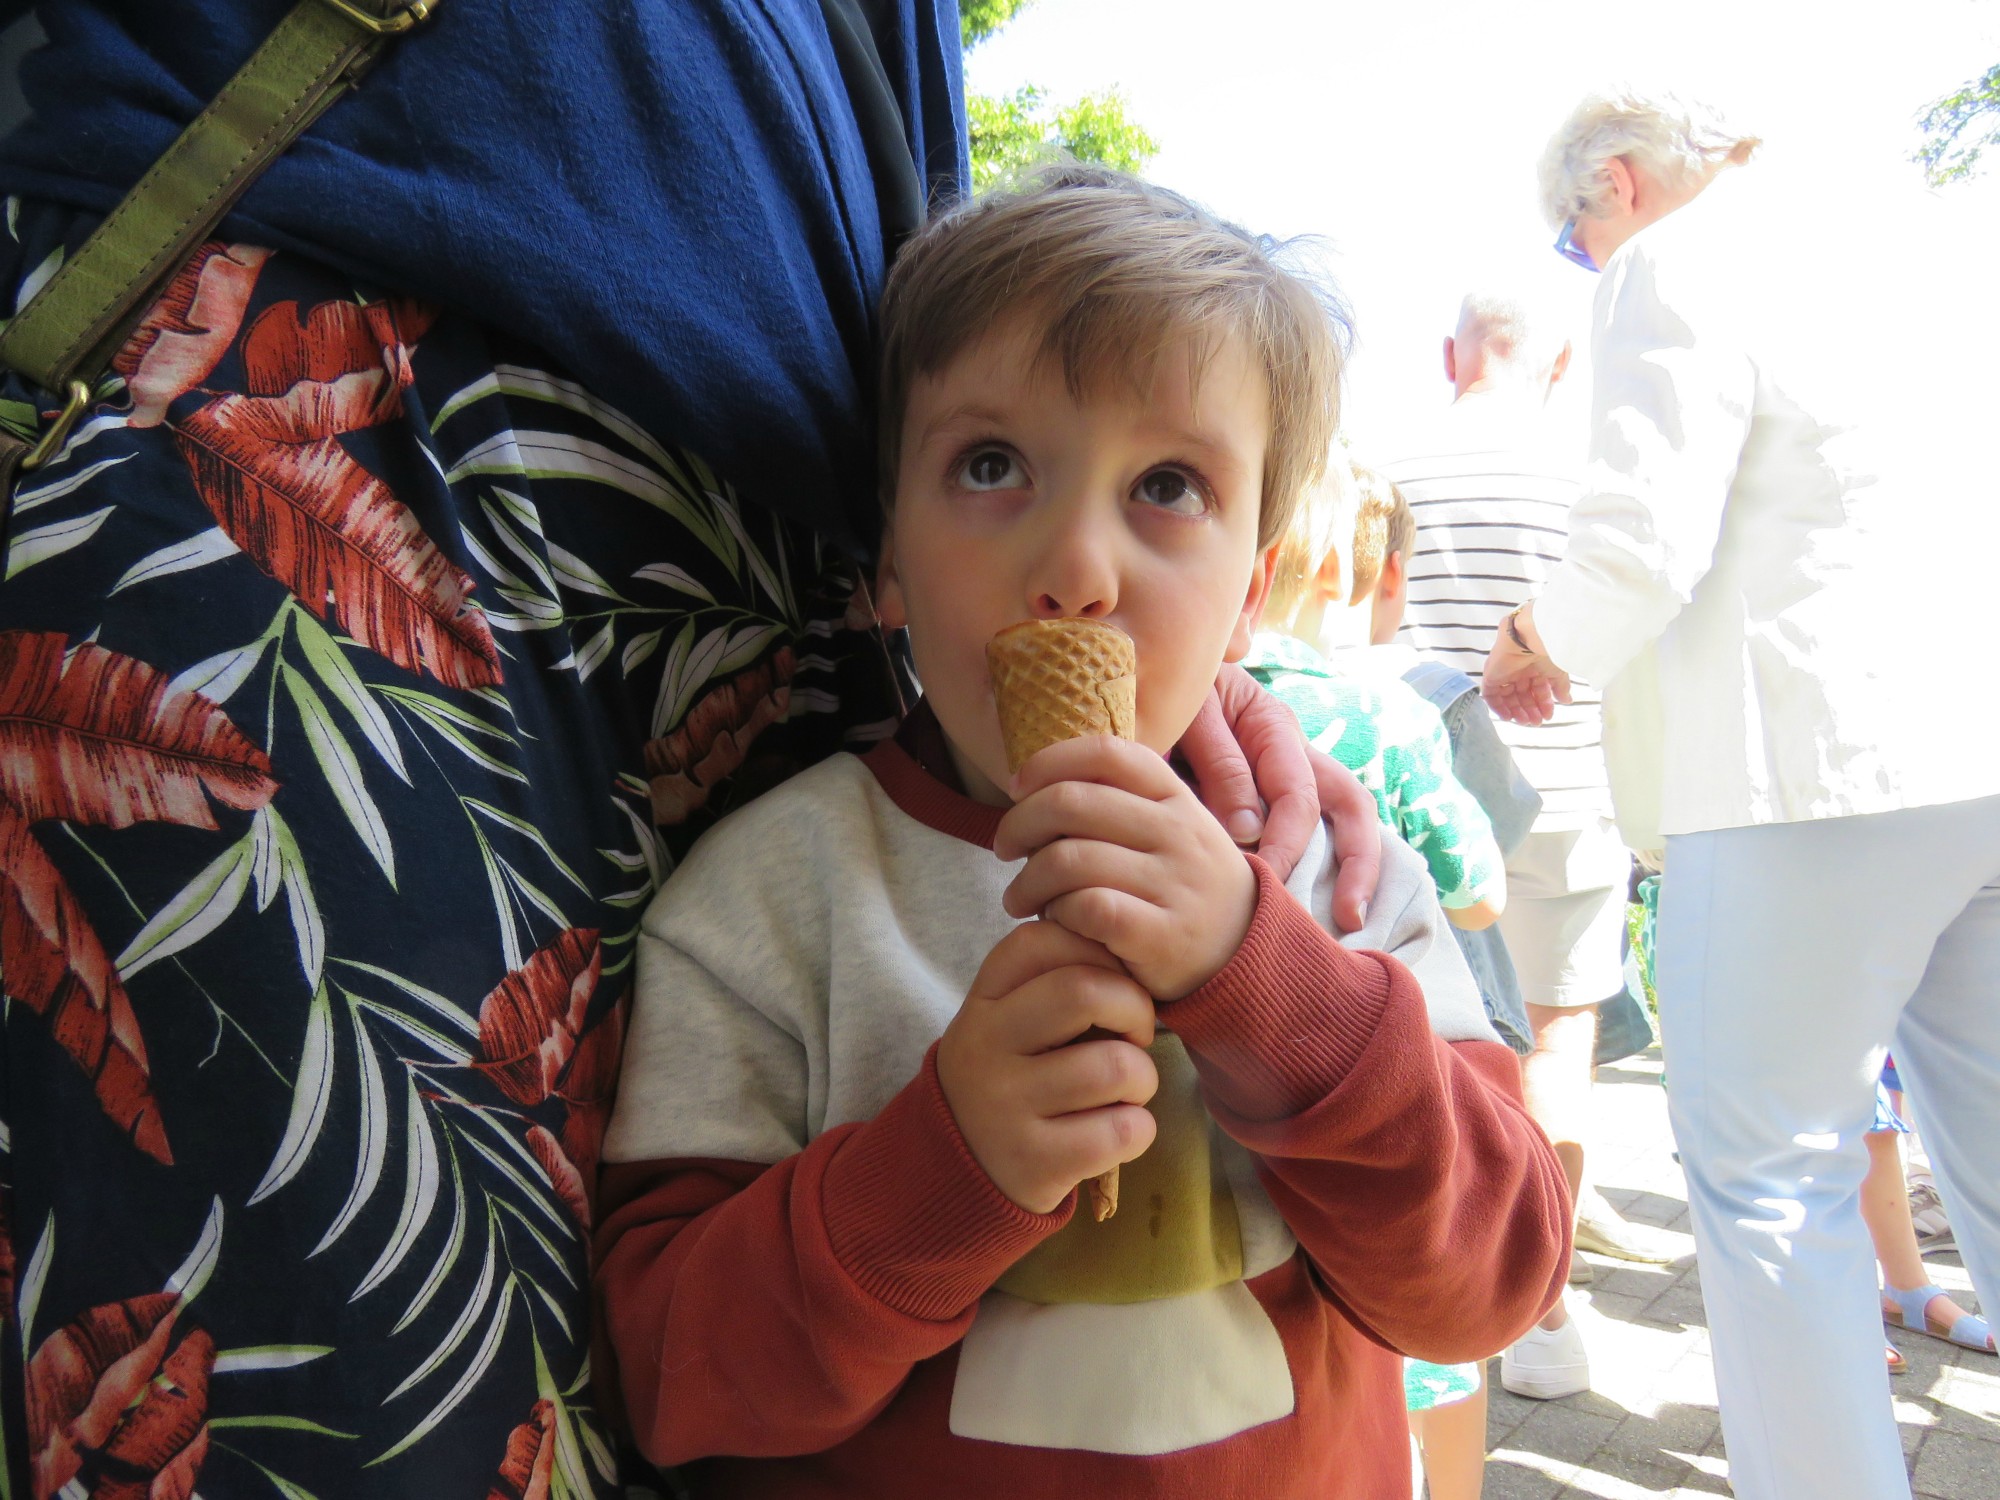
[915,402,1012,449]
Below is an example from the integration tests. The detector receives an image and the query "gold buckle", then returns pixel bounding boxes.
[316,0,434,36]
[19,380,92,473]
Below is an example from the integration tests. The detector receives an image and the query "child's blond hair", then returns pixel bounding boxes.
[1347,462,1416,604]
[1266,460,1415,628]
[877,164,1347,548]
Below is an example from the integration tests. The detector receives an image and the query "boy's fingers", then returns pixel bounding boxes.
[1002,838,1158,921]
[971,917,1126,1001]
[1002,962,1156,1052]
[1034,1103,1159,1186]
[993,777,1164,863]
[1008,734,1182,804]
[1020,1037,1159,1116]
[1037,887,1156,974]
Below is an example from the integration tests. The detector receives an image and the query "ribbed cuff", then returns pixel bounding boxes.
[1169,856,1395,1120]
[821,1044,1070,1320]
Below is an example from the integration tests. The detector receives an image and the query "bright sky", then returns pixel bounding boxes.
[965,0,2000,459]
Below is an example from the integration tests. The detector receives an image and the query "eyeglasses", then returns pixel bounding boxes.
[1554,219,1598,272]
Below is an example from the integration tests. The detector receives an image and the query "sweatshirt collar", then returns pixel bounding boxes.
[861,700,1007,849]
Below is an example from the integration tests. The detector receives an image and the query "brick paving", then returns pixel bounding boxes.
[1476,1048,2000,1499]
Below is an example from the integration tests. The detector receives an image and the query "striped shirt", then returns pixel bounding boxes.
[1383,437,1612,829]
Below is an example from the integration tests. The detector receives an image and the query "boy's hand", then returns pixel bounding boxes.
[937,920,1161,1216]
[996,735,1259,1002]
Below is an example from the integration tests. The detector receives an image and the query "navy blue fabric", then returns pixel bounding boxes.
[0,0,967,558]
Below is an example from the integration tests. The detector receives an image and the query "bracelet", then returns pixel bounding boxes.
[1504,608,1534,654]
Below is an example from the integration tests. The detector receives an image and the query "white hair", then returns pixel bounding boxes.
[1457,292,1538,363]
[1539,89,1760,229]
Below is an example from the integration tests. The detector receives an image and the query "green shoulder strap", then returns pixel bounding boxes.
[0,0,440,495]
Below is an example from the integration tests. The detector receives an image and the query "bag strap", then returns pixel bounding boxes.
[0,0,440,489]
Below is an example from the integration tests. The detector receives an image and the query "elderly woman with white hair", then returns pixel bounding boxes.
[1482,90,2000,1500]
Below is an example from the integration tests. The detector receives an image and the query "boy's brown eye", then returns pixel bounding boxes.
[1135,468,1204,514]
[960,448,1022,490]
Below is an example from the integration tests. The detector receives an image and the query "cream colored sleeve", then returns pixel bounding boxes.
[1533,240,1756,689]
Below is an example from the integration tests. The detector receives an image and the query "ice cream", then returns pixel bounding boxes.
[985,617,1139,1219]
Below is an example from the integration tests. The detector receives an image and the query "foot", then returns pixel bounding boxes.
[1883,1285,1996,1353]
[1887,1342,1907,1376]
[1573,1187,1689,1265]
[1501,1308,1590,1400]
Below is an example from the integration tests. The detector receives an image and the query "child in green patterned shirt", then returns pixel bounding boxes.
[1246,462,1505,930]
[1246,459,1513,1500]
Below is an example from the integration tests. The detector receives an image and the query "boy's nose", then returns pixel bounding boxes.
[1026,522,1119,622]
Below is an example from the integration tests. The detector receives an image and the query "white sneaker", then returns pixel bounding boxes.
[1501,1311,1590,1400]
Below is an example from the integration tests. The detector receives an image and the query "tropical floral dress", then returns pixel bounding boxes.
[0,202,900,1500]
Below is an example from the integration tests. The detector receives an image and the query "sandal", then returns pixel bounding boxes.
[1887,1343,1907,1375]
[1883,1283,1995,1354]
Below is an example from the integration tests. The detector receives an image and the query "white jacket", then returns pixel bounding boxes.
[1533,170,2000,839]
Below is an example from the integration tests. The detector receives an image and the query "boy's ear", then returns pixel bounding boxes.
[874,523,908,631]
[1225,546,1280,662]
[1380,547,1405,604]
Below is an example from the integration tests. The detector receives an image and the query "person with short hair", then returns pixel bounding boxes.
[1386,284,1686,1403]
[1487,88,2000,1500]
[1252,461,1507,931]
[594,166,1570,1499]
[1251,459,1545,1500]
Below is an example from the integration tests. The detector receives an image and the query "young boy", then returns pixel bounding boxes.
[1248,462,1515,936]
[1251,462,1550,1497]
[594,167,1568,1498]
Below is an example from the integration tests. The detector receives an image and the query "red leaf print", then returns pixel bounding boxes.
[473,929,602,1107]
[240,296,439,434]
[487,1398,557,1500]
[0,1186,15,1317]
[0,808,168,1162]
[645,646,796,825]
[172,397,502,688]
[0,632,277,831]
[95,1326,213,1500]
[556,989,627,1207]
[0,631,272,1164]
[244,297,437,395]
[555,988,626,1109]
[526,1125,591,1231]
[111,244,271,429]
[26,1293,203,1499]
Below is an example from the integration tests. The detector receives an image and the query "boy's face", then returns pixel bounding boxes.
[878,315,1276,804]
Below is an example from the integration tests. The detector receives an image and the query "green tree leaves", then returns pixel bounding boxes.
[1916,62,2000,185]
[962,4,1159,190]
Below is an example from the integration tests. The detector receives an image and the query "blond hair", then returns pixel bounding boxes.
[877,163,1347,547]
[1347,462,1415,604]
[1265,460,1414,626]
[1267,463,1347,630]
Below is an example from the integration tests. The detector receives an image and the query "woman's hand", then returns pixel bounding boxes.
[1482,604,1572,727]
[1176,663,1381,931]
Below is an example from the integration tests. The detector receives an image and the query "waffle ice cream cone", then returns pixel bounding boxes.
[986,619,1138,774]
[985,618,1138,1220]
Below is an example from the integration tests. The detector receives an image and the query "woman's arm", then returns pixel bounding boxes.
[1517,242,1757,692]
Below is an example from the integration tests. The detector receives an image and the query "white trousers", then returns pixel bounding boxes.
[1658,794,2000,1500]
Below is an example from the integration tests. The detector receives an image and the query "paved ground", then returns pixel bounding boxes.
[1476,1047,1999,1499]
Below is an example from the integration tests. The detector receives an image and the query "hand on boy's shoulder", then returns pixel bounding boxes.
[993,735,1258,1002]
